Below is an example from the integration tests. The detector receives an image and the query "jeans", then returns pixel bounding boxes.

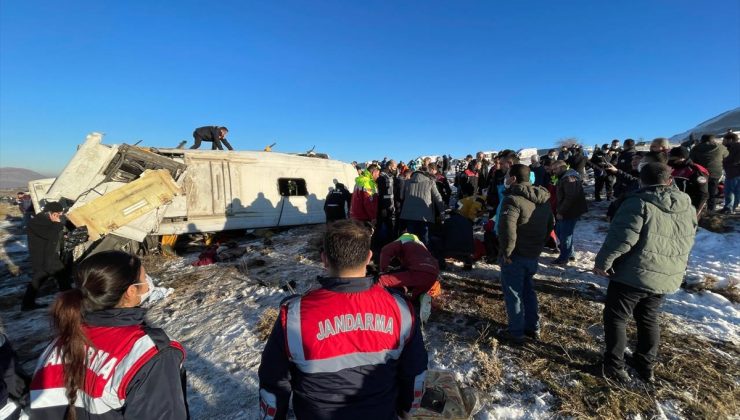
[556,218,577,260]
[603,281,665,371]
[500,256,539,337]
[725,176,740,211]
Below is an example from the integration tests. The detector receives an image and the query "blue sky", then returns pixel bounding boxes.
[1,0,738,175]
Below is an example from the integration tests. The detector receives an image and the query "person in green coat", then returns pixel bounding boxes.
[593,162,697,384]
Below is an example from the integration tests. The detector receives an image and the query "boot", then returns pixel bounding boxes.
[21,285,40,311]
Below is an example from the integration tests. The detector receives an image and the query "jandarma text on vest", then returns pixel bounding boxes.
[316,313,395,340]
[43,346,118,380]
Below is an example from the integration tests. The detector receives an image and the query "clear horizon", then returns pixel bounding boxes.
[1,0,739,174]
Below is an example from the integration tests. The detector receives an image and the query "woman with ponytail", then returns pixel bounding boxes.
[29,251,188,420]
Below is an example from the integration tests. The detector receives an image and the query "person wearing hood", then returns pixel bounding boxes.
[690,134,729,212]
[399,168,446,245]
[350,164,380,225]
[496,164,555,344]
[551,161,588,265]
[668,147,710,216]
[22,201,71,311]
[593,163,697,384]
[29,251,188,419]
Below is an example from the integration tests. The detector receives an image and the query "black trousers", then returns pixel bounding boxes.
[371,215,396,263]
[707,177,719,212]
[594,175,615,200]
[603,280,665,371]
[22,271,71,307]
[190,135,234,150]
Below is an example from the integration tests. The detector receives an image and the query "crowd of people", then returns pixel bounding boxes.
[2,132,739,419]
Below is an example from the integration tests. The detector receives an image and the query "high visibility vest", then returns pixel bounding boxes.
[30,325,184,416]
[281,284,415,374]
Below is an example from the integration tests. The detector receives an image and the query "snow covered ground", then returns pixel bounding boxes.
[0,197,738,418]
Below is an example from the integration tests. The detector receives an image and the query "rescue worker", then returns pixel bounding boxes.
[379,232,440,299]
[668,146,710,216]
[22,202,70,311]
[350,164,380,225]
[29,251,188,419]
[190,126,232,150]
[324,183,352,222]
[258,220,428,419]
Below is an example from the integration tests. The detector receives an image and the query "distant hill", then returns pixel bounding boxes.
[670,107,740,144]
[0,167,48,190]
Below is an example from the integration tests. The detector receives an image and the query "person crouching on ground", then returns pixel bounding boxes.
[497,164,554,344]
[378,232,440,300]
[594,163,697,384]
[29,251,188,419]
[258,220,428,420]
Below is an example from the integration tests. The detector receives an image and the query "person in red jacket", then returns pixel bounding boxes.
[379,233,440,299]
[258,220,428,420]
[350,164,380,225]
[30,251,188,420]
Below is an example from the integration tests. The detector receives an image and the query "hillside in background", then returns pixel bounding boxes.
[0,167,48,190]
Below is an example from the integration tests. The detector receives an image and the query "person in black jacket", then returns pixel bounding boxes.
[324,183,352,222]
[374,162,399,260]
[613,139,637,197]
[668,147,710,216]
[258,220,428,419]
[190,126,232,150]
[689,134,729,212]
[566,146,587,178]
[22,202,70,311]
[29,251,188,420]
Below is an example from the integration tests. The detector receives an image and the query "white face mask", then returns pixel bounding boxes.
[504,177,513,188]
[134,274,154,305]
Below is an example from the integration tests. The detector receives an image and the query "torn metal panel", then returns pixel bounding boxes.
[66,169,181,241]
[103,144,187,182]
[45,133,120,202]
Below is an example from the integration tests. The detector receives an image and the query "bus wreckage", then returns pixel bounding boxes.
[30,132,357,257]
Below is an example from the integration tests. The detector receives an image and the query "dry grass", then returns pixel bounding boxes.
[432,272,740,418]
[684,275,740,304]
[256,307,279,341]
[0,202,20,219]
[699,213,729,233]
